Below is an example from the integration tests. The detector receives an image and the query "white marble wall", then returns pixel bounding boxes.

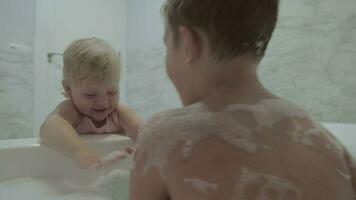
[0,0,34,139]
[259,0,356,123]
[125,0,356,123]
[1,0,355,140]
[125,0,180,119]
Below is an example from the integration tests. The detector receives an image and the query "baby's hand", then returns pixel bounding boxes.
[100,150,128,165]
[75,148,101,169]
[100,146,135,166]
[124,146,135,155]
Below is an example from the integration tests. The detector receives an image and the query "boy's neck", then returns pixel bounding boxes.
[198,58,275,109]
[205,75,274,108]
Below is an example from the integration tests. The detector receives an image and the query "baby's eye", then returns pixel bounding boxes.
[108,91,117,95]
[84,93,96,97]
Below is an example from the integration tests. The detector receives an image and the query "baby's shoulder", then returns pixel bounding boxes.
[55,100,79,114]
[53,100,82,126]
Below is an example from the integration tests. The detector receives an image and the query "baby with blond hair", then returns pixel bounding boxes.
[40,37,141,169]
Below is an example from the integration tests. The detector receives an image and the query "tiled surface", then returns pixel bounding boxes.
[0,0,35,139]
[1,0,356,140]
[125,0,180,119]
[259,0,356,123]
[0,49,34,139]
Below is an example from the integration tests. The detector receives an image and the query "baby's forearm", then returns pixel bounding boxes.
[123,118,142,142]
[39,115,87,158]
[117,104,143,141]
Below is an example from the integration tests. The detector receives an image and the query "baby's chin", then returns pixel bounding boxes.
[90,109,115,122]
[89,113,107,122]
[90,116,107,122]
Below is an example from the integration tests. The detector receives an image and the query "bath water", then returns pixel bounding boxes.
[0,169,129,200]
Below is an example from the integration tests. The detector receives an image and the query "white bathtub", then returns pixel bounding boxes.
[0,123,355,200]
[0,134,133,200]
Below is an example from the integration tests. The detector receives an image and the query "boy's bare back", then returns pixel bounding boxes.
[135,98,356,200]
[130,1,355,199]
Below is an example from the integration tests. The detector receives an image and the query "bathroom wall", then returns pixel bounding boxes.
[1,0,355,140]
[0,0,34,139]
[125,0,356,123]
[259,0,356,123]
[125,0,180,119]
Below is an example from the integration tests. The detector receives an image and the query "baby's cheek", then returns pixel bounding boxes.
[112,97,119,105]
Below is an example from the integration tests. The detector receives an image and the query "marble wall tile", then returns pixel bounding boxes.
[259,0,356,123]
[125,0,180,119]
[0,0,34,139]
[0,49,34,139]
[126,49,180,119]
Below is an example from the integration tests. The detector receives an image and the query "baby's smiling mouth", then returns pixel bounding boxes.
[93,108,108,113]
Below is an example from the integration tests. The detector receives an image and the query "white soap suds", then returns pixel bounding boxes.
[138,98,327,180]
[288,119,333,148]
[184,178,218,194]
[63,169,129,192]
[233,167,302,200]
[182,140,194,158]
[336,169,351,180]
[313,123,345,155]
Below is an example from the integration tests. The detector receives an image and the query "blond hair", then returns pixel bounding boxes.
[163,0,278,61]
[63,37,121,85]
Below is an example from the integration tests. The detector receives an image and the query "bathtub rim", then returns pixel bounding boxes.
[0,134,131,150]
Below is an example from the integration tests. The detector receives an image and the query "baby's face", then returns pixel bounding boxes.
[69,78,119,122]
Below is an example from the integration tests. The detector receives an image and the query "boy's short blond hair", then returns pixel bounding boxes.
[63,37,121,85]
[163,0,278,61]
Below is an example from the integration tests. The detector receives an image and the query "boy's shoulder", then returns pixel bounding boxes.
[137,105,205,142]
[141,108,188,131]
[143,104,206,130]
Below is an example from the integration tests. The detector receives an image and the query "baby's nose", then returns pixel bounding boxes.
[96,99,110,108]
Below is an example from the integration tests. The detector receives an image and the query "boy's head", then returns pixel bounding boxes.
[163,0,279,61]
[162,0,278,105]
[62,38,121,121]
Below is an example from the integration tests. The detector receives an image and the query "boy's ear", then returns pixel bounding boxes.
[179,26,200,64]
[62,80,71,98]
